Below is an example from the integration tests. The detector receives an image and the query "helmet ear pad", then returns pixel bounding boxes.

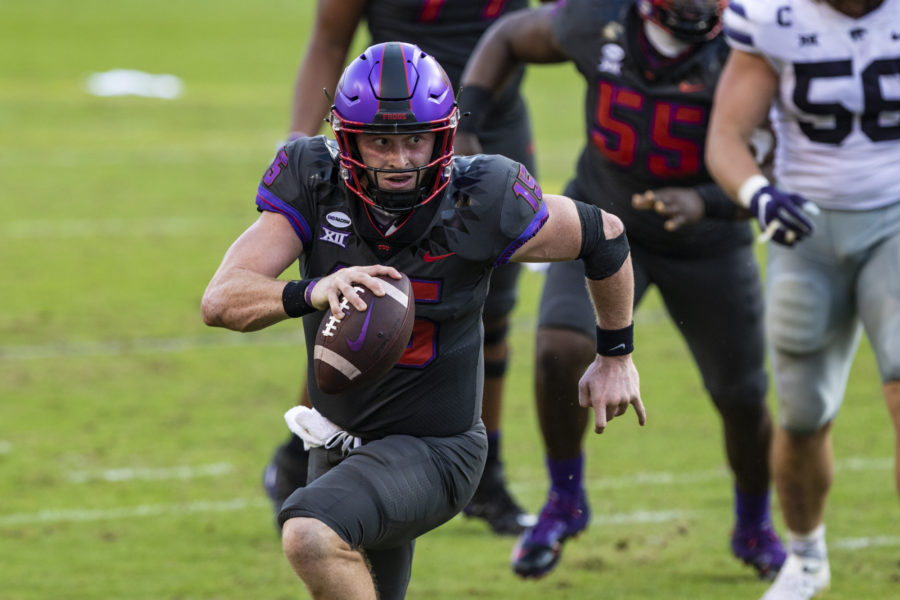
[330,41,459,214]
[636,0,726,43]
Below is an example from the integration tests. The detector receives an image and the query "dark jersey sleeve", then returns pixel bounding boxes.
[254,136,339,247]
[446,154,549,266]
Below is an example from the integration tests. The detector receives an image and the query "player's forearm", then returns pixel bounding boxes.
[705,126,762,202]
[202,268,292,332]
[586,254,635,333]
[706,50,778,201]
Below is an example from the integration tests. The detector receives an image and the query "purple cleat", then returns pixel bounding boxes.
[731,521,787,580]
[511,489,590,578]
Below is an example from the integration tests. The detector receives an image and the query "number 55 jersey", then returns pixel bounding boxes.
[725,0,900,210]
[551,0,751,257]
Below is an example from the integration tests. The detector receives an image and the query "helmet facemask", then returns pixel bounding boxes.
[636,0,726,43]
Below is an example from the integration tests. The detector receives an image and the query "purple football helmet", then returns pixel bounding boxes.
[330,42,458,214]
[636,0,726,43]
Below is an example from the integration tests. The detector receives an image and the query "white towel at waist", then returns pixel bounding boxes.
[284,405,362,455]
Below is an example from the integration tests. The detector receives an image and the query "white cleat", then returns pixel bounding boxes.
[761,554,830,600]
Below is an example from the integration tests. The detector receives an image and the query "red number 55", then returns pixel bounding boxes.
[591,81,705,177]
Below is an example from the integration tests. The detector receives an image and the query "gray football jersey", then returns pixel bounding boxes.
[256,136,547,438]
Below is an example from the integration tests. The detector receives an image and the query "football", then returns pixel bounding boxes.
[313,272,415,394]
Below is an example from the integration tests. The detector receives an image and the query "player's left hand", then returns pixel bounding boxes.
[578,355,645,434]
[631,188,704,231]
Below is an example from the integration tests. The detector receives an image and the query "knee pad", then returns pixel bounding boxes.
[766,273,830,354]
[483,357,509,378]
[482,319,510,347]
[535,328,595,381]
[708,370,769,412]
[776,388,833,434]
[772,353,839,434]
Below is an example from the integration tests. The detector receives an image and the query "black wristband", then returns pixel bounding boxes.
[282,279,320,318]
[696,182,741,220]
[456,85,492,134]
[596,323,634,356]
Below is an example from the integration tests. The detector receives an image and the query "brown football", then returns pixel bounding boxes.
[313,272,415,394]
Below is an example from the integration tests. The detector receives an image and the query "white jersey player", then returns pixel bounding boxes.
[724,0,900,210]
[706,1,900,599]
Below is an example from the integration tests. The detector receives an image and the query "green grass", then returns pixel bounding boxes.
[2,1,898,599]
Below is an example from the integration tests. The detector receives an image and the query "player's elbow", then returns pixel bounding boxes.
[200,285,227,328]
[602,210,625,240]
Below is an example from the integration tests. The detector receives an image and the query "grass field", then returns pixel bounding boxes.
[2,1,898,599]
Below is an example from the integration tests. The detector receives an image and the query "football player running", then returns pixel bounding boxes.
[458,0,786,580]
[707,1,900,598]
[264,0,555,537]
[202,42,645,600]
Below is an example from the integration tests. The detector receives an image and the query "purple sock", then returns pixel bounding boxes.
[546,453,584,497]
[735,486,771,528]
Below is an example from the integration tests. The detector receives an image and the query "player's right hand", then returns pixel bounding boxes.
[749,185,818,246]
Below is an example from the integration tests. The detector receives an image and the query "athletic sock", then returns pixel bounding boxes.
[788,524,827,560]
[546,453,584,497]
[734,486,772,528]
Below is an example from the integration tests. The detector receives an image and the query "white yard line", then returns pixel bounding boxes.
[0,498,267,526]
[509,457,892,493]
[3,499,898,553]
[591,510,699,526]
[0,331,301,360]
[66,462,233,483]
[0,458,890,530]
[2,217,246,239]
[833,536,900,550]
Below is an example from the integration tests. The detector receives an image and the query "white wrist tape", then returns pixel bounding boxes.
[737,174,770,208]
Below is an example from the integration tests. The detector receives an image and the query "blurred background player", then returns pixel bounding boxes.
[204,41,645,600]
[707,0,900,598]
[458,0,786,579]
[263,0,553,536]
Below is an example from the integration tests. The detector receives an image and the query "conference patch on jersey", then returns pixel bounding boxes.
[598,43,625,75]
[326,211,351,229]
[319,226,351,248]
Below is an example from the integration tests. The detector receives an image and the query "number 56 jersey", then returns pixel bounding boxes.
[725,0,900,210]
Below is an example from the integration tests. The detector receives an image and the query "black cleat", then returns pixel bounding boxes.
[262,435,309,523]
[463,461,536,536]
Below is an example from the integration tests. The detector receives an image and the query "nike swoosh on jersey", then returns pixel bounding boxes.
[423,251,456,262]
[346,304,373,352]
